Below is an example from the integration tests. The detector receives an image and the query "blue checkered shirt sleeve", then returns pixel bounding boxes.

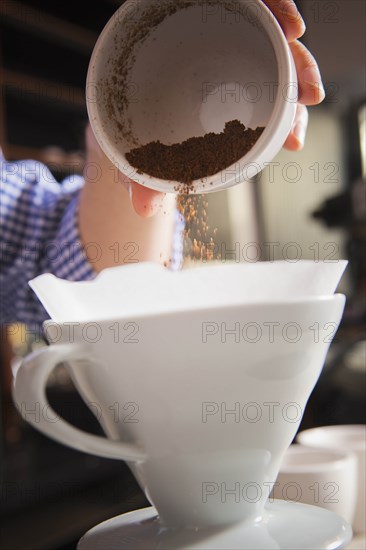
[1,159,96,324]
[1,158,184,326]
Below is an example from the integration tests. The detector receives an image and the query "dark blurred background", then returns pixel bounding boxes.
[1,1,365,548]
[0,3,151,549]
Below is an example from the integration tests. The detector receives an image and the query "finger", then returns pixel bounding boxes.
[129,180,165,218]
[290,40,325,105]
[262,0,306,42]
[284,104,309,151]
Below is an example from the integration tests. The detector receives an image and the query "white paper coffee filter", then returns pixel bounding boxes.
[29,260,348,323]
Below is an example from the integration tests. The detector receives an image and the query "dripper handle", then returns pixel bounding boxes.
[13,343,146,462]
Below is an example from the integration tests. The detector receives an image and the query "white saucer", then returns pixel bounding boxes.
[78,500,352,549]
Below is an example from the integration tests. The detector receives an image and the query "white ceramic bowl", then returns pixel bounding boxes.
[86,0,297,193]
[297,425,366,533]
[272,444,357,525]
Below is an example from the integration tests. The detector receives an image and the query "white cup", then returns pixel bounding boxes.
[86,0,297,193]
[297,425,366,534]
[272,444,358,526]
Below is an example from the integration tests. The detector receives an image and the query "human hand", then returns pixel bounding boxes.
[262,0,325,150]
[86,0,322,219]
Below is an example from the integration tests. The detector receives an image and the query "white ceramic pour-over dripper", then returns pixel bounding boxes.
[12,261,349,533]
[86,0,297,193]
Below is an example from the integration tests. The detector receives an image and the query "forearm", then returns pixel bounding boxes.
[78,126,177,272]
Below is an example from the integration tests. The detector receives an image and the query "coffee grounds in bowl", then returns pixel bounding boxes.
[125,120,264,187]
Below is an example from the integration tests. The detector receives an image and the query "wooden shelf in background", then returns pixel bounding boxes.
[1,69,86,109]
[0,0,98,54]
[3,143,84,174]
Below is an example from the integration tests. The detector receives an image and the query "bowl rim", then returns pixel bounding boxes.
[41,293,346,327]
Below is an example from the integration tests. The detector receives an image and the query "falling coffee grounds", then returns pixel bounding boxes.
[126,120,264,187]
